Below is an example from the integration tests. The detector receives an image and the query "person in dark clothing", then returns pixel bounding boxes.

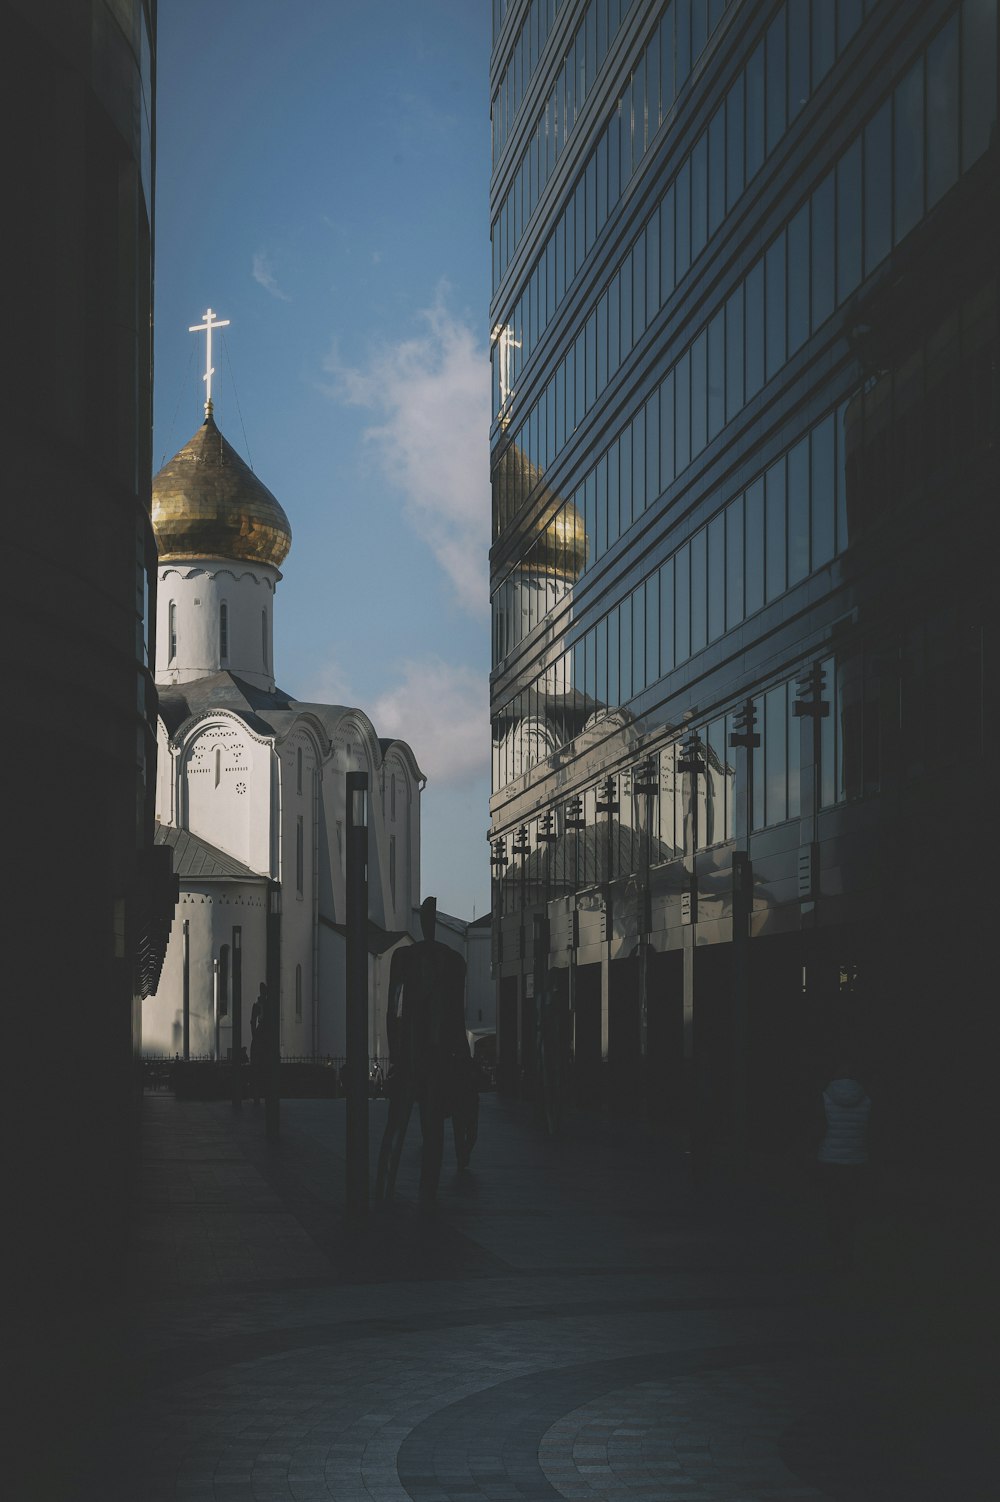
[375,897,470,1200]
[249,984,267,1106]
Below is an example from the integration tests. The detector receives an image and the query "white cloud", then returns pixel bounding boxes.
[252,250,291,301]
[322,287,490,615]
[295,651,489,790]
[373,657,488,787]
[301,651,354,707]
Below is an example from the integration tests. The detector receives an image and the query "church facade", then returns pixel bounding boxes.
[145,391,423,1062]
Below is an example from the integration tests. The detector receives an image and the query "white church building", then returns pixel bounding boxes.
[145,345,423,1063]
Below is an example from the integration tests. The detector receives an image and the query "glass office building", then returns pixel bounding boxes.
[488,0,997,1156]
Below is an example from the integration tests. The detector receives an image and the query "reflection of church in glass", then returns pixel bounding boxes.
[487,0,998,1158]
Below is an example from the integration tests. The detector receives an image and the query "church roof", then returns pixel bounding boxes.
[156,671,296,737]
[152,411,292,567]
[157,672,426,780]
[154,821,265,882]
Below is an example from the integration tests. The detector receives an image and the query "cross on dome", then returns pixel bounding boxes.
[188,307,231,415]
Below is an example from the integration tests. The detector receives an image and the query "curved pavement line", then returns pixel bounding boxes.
[394,1341,810,1501]
[137,1293,801,1389]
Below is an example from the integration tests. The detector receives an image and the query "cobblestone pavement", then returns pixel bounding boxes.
[63,1094,993,1500]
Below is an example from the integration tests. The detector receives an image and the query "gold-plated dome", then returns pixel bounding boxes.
[520,497,588,580]
[152,412,291,566]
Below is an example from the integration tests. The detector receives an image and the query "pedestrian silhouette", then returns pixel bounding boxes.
[249,984,267,1106]
[375,896,470,1201]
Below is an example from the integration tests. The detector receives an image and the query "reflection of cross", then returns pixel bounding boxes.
[491,321,521,409]
[188,307,231,412]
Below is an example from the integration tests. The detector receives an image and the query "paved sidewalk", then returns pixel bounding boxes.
[56,1093,995,1499]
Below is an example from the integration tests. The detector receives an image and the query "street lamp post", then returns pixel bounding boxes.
[490,834,509,1086]
[511,824,531,1092]
[677,731,707,1175]
[564,795,586,1086]
[265,881,282,1142]
[729,698,761,1168]
[633,755,660,1114]
[345,771,369,1214]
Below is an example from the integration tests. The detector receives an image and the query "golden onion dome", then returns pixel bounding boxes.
[513,445,588,581]
[152,411,291,567]
[520,497,588,580]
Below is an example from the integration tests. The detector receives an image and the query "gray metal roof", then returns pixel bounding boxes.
[156,672,425,780]
[153,822,265,883]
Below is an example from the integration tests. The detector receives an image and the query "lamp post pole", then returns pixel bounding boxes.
[729,699,760,1170]
[564,796,586,1089]
[634,755,660,1116]
[490,835,509,1087]
[512,824,531,1094]
[265,881,282,1142]
[345,772,369,1214]
[231,925,243,1109]
[181,918,190,1061]
[678,732,706,1177]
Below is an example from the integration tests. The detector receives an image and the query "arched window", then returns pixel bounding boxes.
[295,963,302,1020]
[219,602,229,662]
[261,609,268,671]
[169,601,177,660]
[296,746,303,795]
[214,747,221,787]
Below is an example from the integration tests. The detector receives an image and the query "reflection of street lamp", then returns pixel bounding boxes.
[537,809,557,909]
[677,731,706,1172]
[345,771,369,1214]
[596,774,619,886]
[793,663,829,909]
[511,824,532,1089]
[633,755,659,1114]
[729,699,760,1168]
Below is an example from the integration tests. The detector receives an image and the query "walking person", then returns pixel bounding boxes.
[249,984,267,1106]
[816,1065,871,1270]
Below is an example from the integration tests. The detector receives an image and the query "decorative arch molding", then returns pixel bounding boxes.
[159,563,280,592]
[332,708,386,781]
[273,712,329,764]
[380,738,425,788]
[169,708,276,756]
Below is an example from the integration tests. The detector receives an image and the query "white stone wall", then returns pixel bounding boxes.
[155,559,279,690]
[143,881,267,1058]
[180,717,274,873]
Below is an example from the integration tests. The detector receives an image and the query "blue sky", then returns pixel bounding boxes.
[154,1,493,919]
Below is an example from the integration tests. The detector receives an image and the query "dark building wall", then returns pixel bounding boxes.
[488,0,997,1162]
[1,0,163,1303]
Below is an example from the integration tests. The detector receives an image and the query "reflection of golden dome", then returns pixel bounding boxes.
[520,495,588,580]
[152,412,291,566]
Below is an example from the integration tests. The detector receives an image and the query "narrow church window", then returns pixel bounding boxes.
[261,609,268,670]
[296,746,303,795]
[214,747,221,787]
[295,964,303,1020]
[220,602,228,661]
[389,834,396,904]
[296,815,304,893]
[169,601,177,660]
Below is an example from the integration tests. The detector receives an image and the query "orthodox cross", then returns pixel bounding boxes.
[492,321,521,410]
[189,307,231,413]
